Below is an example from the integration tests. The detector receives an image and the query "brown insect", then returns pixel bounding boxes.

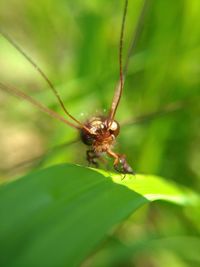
[0,0,148,174]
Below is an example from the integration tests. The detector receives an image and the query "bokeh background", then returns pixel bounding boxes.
[0,0,199,266]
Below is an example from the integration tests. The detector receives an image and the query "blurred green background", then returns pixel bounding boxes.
[0,0,199,266]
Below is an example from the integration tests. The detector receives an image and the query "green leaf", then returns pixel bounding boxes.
[87,236,200,266]
[0,164,198,267]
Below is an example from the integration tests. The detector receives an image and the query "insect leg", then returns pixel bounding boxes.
[86,150,99,168]
[107,150,133,174]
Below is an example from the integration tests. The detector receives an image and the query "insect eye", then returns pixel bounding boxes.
[110,121,118,131]
[109,121,120,136]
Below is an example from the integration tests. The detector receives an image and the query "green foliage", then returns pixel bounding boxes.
[0,164,198,267]
[87,236,200,266]
[0,0,200,266]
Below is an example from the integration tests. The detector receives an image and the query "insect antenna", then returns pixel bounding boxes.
[0,30,91,132]
[107,0,128,124]
[119,0,128,109]
[0,82,80,129]
[108,0,149,123]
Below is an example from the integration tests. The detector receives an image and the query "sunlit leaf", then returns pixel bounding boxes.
[0,164,198,267]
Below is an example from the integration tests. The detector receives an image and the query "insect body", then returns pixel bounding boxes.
[0,0,148,174]
[80,116,133,173]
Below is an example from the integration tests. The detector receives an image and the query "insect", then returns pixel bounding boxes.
[0,0,149,174]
